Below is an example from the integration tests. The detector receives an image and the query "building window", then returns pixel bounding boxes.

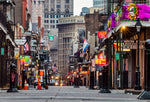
[50,20,53,23]
[34,1,36,4]
[66,0,69,3]
[57,9,61,14]
[57,0,60,3]
[51,8,55,13]
[65,9,69,14]
[65,5,69,8]
[53,20,55,23]
[38,1,40,5]
[57,5,60,8]
[57,15,61,18]
[51,0,54,3]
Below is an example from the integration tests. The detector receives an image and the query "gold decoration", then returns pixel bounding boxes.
[127,3,139,20]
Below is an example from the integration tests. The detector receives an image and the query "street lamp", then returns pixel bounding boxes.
[134,17,142,90]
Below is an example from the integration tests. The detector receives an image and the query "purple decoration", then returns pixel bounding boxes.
[107,4,150,32]
[122,4,150,21]
[107,13,116,32]
[111,13,116,28]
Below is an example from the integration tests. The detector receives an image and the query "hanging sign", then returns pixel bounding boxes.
[1,48,4,55]
[97,31,107,38]
[49,36,54,41]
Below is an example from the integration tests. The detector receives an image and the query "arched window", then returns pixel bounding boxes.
[65,9,69,14]
[57,9,61,14]
[51,8,55,14]
[51,8,54,12]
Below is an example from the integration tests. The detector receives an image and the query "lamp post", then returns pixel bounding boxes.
[134,17,142,90]
[95,55,98,88]
[120,26,125,89]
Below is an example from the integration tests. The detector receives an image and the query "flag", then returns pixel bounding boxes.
[24,42,29,53]
[83,39,89,54]
[52,64,57,73]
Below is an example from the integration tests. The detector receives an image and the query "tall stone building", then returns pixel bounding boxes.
[44,0,73,68]
[57,16,85,76]
[44,0,73,36]
[31,0,45,32]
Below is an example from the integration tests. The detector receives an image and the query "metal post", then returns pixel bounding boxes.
[120,31,123,89]
[116,32,119,88]
[134,31,141,90]
[95,64,97,88]
[109,38,112,89]
[134,17,142,90]
[99,66,111,93]
[112,36,115,88]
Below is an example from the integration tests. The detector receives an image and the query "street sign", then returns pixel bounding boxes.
[116,52,120,60]
[49,36,54,41]
[1,48,4,55]
[15,39,26,45]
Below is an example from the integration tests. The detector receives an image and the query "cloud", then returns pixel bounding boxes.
[74,0,93,16]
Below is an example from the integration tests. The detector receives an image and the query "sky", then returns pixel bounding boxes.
[74,0,93,16]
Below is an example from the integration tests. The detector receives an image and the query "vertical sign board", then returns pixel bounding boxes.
[14,48,20,58]
[116,52,120,60]
[1,48,4,55]
[49,36,54,41]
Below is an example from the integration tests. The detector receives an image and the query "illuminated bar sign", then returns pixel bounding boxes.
[97,31,107,38]
[98,58,106,65]
[98,53,106,65]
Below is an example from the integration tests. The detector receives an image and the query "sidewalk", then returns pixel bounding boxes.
[87,87,142,95]
[125,89,142,95]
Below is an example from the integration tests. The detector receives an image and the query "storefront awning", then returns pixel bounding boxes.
[115,21,150,32]
[0,23,7,34]
[105,21,150,42]
[6,35,17,47]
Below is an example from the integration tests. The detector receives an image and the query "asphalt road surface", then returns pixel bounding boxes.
[0,86,150,102]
